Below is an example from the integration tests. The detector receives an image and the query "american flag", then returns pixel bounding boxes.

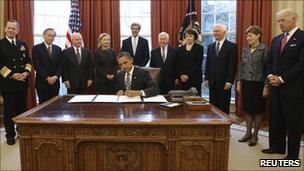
[178,0,201,44]
[65,0,82,48]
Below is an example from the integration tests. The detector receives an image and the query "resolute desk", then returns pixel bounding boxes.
[14,95,231,171]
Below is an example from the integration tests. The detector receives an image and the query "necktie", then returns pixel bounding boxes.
[125,72,131,90]
[132,38,137,56]
[216,42,220,56]
[161,47,166,63]
[47,46,52,57]
[280,33,288,53]
[76,48,81,65]
[11,40,15,46]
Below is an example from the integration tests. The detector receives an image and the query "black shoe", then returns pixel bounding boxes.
[238,134,252,142]
[6,137,15,145]
[248,135,258,146]
[283,155,299,160]
[261,148,285,154]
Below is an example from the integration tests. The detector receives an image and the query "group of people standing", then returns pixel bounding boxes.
[0,8,303,160]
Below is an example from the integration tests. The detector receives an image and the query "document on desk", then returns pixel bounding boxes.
[68,95,96,103]
[94,95,119,102]
[117,96,142,103]
[143,95,168,102]
[93,95,141,103]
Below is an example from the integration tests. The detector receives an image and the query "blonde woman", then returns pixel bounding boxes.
[94,33,118,94]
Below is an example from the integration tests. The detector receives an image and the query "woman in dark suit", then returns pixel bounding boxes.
[177,28,203,95]
[237,26,269,146]
[94,33,118,94]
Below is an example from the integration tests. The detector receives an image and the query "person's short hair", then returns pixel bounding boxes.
[43,28,56,36]
[130,22,141,30]
[158,32,169,40]
[6,19,19,30]
[117,51,133,60]
[245,25,263,42]
[97,33,110,48]
[276,8,299,22]
[214,23,228,32]
[71,33,82,40]
[183,28,198,40]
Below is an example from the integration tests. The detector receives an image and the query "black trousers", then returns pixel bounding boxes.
[209,83,231,114]
[269,89,304,158]
[37,88,59,104]
[2,90,27,139]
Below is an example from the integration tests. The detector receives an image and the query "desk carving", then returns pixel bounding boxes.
[14,95,231,171]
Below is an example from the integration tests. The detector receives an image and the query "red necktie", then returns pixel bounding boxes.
[280,33,288,53]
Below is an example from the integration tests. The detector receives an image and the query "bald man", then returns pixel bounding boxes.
[204,23,237,114]
[62,33,93,94]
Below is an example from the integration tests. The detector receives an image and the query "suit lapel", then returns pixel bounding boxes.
[280,29,299,56]
[128,37,135,56]
[42,43,53,60]
[131,67,138,89]
[69,47,79,66]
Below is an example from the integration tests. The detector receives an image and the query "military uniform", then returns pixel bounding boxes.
[0,37,31,143]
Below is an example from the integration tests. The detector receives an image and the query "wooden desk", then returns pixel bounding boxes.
[14,95,231,171]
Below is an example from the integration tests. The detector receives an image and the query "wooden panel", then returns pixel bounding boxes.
[175,141,213,171]
[77,142,166,171]
[32,139,64,171]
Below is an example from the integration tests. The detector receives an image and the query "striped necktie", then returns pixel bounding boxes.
[125,72,131,90]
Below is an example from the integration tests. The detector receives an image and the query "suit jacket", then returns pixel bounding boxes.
[62,47,94,89]
[266,28,304,97]
[32,43,64,90]
[177,43,204,91]
[0,37,31,92]
[205,39,237,88]
[94,48,117,83]
[150,46,178,93]
[121,36,149,66]
[116,66,159,97]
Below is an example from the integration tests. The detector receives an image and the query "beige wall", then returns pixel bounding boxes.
[0,0,4,38]
[272,0,304,37]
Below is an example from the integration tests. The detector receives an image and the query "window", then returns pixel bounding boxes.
[34,0,70,95]
[120,0,151,51]
[201,0,236,99]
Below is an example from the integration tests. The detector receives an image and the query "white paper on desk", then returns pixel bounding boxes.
[118,96,142,103]
[94,95,119,103]
[68,95,96,103]
[143,95,168,103]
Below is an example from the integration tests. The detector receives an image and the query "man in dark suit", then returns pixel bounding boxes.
[116,52,159,97]
[32,28,64,104]
[121,22,149,67]
[0,19,32,145]
[262,9,304,160]
[150,32,178,94]
[62,33,93,94]
[204,24,237,114]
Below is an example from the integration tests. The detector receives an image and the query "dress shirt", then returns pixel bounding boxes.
[124,65,146,96]
[132,36,138,55]
[216,39,225,51]
[161,45,168,62]
[73,46,82,56]
[6,36,16,45]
